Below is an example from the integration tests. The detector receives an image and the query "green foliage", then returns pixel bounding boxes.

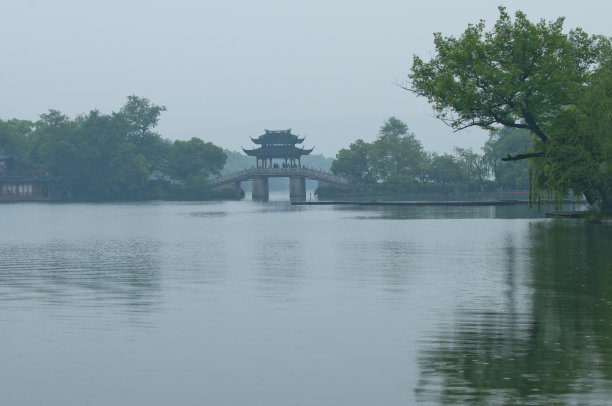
[169,138,225,181]
[28,109,150,198]
[371,123,426,184]
[118,95,168,172]
[0,118,34,161]
[409,6,612,211]
[28,110,81,190]
[453,147,489,186]
[409,7,609,141]
[533,61,612,211]
[329,117,514,195]
[378,116,409,139]
[119,95,166,143]
[331,139,375,185]
[427,153,464,185]
[483,127,533,188]
[2,96,230,201]
[330,117,427,190]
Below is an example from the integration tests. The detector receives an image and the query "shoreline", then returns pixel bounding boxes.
[292,200,535,206]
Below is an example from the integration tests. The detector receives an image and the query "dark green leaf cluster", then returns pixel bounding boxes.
[532,61,612,212]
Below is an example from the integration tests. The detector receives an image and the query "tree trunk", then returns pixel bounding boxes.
[583,187,612,215]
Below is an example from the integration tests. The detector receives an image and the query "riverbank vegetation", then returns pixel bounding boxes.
[408,7,612,214]
[319,116,533,199]
[0,96,239,201]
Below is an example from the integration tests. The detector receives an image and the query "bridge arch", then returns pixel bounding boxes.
[209,167,350,201]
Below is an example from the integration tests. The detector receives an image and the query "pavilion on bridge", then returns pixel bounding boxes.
[242,129,313,168]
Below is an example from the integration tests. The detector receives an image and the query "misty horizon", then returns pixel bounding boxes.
[2,0,610,157]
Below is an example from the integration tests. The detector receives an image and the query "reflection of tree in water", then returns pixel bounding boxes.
[0,238,162,311]
[416,221,612,405]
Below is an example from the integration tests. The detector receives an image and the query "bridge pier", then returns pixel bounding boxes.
[289,176,306,201]
[210,167,349,201]
[252,176,269,201]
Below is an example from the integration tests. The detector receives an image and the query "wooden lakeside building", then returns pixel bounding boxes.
[0,151,56,201]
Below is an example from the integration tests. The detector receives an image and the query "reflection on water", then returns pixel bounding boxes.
[254,238,304,299]
[0,202,610,406]
[342,202,584,220]
[416,220,612,405]
[187,210,227,218]
[0,238,161,311]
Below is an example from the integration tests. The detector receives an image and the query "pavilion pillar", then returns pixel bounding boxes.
[289,176,306,201]
[252,176,269,201]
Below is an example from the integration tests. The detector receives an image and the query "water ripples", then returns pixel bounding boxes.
[1,203,611,405]
[0,238,162,312]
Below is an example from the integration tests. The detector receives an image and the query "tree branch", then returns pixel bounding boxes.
[501,152,545,161]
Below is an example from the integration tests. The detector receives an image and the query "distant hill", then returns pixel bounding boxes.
[301,153,334,172]
[221,150,253,175]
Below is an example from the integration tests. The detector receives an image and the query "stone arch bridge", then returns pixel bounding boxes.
[209,167,349,201]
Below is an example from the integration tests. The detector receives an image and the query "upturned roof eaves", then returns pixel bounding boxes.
[242,145,314,158]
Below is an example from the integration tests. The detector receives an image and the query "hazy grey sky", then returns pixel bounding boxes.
[1,0,610,157]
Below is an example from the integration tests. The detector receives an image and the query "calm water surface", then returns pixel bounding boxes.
[1,200,610,405]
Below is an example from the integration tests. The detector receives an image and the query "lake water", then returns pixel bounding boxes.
[1,199,611,405]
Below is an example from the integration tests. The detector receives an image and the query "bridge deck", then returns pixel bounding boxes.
[210,167,349,188]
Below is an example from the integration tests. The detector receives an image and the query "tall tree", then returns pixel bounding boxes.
[330,118,427,191]
[427,153,465,185]
[168,137,226,181]
[0,118,34,159]
[454,147,489,187]
[119,95,166,142]
[29,110,80,193]
[378,116,410,139]
[370,117,426,184]
[331,139,375,185]
[408,7,612,210]
[118,95,167,171]
[533,61,612,211]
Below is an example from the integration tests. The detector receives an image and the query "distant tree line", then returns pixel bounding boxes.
[0,96,238,200]
[323,116,532,197]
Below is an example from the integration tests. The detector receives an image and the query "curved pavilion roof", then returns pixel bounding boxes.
[244,128,314,159]
[250,129,305,145]
[242,145,314,158]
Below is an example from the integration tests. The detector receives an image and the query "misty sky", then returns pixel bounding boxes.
[1,0,610,157]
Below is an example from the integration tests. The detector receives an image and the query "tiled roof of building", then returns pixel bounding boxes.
[250,129,305,145]
[242,145,314,158]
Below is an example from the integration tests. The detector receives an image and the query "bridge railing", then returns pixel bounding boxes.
[209,166,349,187]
